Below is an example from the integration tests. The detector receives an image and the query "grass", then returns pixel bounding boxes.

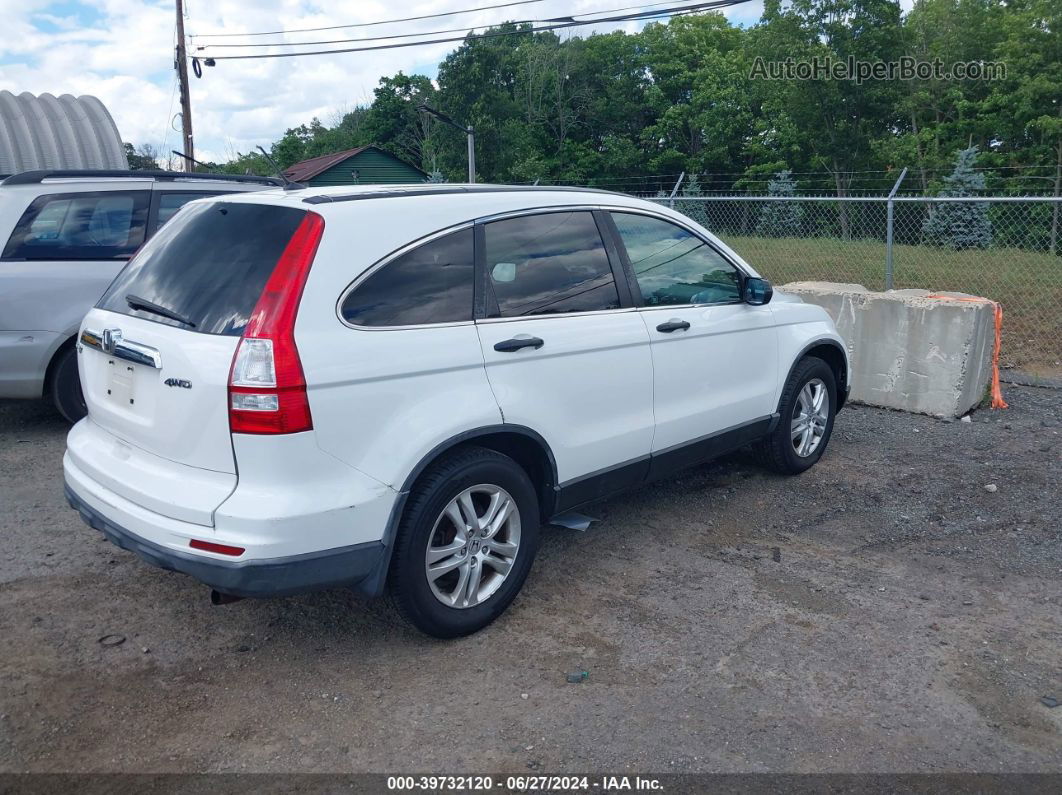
[720,234,1062,372]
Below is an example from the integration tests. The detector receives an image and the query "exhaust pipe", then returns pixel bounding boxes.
[210,589,243,606]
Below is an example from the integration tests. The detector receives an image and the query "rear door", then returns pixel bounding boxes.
[79,200,309,475]
[606,211,778,465]
[474,209,654,506]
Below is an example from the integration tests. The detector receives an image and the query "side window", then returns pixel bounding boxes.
[1,191,148,261]
[156,192,218,229]
[341,227,474,327]
[484,211,619,317]
[611,212,741,306]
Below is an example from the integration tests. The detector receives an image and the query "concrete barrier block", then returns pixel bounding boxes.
[781,282,995,417]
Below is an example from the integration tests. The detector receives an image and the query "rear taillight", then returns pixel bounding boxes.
[228,211,324,434]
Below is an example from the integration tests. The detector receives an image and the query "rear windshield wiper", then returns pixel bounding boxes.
[125,294,197,328]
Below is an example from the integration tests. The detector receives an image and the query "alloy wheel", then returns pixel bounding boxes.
[791,377,829,457]
[424,484,521,609]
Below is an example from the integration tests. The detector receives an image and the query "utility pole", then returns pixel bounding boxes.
[417,104,475,183]
[466,125,475,185]
[175,0,195,171]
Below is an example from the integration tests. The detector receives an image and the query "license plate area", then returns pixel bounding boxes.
[106,359,137,407]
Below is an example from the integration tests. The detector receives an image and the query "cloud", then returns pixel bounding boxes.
[0,0,773,164]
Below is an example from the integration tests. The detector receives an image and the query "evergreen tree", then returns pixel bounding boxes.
[675,173,711,227]
[755,170,803,237]
[922,147,993,249]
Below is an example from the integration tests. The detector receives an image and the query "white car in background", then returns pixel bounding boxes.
[0,169,279,421]
[63,184,849,637]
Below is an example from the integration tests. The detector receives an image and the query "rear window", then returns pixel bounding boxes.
[155,192,223,229]
[98,202,305,336]
[2,190,148,261]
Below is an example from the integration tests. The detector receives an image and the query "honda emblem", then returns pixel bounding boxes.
[102,328,122,354]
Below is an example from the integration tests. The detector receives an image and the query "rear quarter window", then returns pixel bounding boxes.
[340,227,474,327]
[154,191,231,230]
[1,190,148,261]
[97,201,306,336]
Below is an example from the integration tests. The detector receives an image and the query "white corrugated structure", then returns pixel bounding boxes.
[0,91,128,174]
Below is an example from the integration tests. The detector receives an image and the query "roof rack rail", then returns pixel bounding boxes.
[1,170,283,187]
[302,184,624,205]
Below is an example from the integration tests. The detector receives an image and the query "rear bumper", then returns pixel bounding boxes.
[65,482,386,599]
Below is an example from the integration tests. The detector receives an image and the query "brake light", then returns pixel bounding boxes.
[228,211,324,434]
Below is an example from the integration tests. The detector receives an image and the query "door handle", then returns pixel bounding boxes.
[655,319,691,333]
[494,336,545,352]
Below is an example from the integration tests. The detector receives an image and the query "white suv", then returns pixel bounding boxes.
[63,185,849,637]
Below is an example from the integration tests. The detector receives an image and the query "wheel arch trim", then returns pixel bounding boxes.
[356,424,559,598]
[781,337,850,412]
[43,331,80,391]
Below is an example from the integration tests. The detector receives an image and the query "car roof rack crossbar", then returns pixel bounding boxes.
[302,184,623,205]
[1,170,283,187]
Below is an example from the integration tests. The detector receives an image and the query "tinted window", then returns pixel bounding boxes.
[612,213,741,306]
[156,192,219,228]
[485,212,618,317]
[341,228,474,326]
[2,191,148,261]
[98,202,305,336]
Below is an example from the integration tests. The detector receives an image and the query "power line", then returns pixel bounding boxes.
[194,0,684,50]
[192,0,548,39]
[197,1,751,60]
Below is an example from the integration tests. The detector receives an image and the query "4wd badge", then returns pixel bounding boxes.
[164,378,192,389]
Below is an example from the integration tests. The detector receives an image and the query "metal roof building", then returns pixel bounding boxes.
[0,91,128,175]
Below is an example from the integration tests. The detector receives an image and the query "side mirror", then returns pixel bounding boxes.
[492,262,517,283]
[743,277,773,306]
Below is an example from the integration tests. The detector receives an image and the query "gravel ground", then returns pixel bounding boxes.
[0,388,1059,774]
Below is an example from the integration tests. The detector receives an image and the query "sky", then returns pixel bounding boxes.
[0,0,768,165]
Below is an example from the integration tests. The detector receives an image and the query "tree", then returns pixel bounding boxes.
[982,0,1062,251]
[641,15,754,180]
[212,3,1060,204]
[756,170,804,237]
[922,146,992,248]
[434,24,533,181]
[218,150,274,177]
[756,0,905,237]
[675,173,711,227]
[363,73,439,171]
[123,142,159,170]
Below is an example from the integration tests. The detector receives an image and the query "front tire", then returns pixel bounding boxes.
[755,356,837,475]
[50,345,87,423]
[389,446,540,638]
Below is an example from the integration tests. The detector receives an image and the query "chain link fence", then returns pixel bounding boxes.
[647,195,1062,377]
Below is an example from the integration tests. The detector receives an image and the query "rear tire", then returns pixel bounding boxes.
[755,356,836,475]
[50,345,87,424]
[389,446,540,638]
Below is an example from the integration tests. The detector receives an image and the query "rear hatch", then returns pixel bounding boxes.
[73,199,310,523]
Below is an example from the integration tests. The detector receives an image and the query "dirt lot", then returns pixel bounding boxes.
[0,387,1059,775]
